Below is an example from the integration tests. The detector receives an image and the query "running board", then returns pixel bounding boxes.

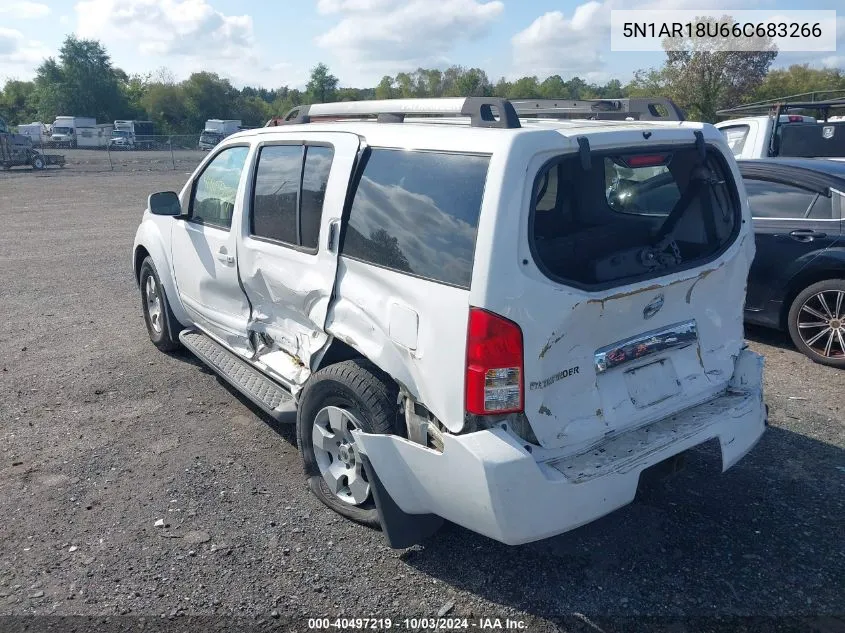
[179,329,297,420]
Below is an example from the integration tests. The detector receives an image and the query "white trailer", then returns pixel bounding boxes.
[17,122,51,146]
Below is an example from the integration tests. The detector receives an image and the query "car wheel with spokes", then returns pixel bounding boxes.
[787,279,845,368]
[139,256,182,352]
[297,359,401,528]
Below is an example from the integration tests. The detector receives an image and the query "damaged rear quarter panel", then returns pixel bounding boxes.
[327,258,470,433]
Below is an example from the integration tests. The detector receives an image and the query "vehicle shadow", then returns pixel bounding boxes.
[398,426,845,629]
[745,323,794,353]
[169,347,298,446]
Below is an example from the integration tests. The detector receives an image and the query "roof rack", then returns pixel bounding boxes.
[717,97,845,118]
[268,97,521,129]
[510,97,685,121]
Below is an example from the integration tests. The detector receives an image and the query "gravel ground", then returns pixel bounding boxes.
[1,168,843,633]
[19,146,206,173]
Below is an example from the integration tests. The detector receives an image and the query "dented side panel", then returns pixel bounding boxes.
[328,258,471,433]
[237,132,360,384]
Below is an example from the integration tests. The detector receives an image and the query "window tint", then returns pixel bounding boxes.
[721,125,750,156]
[301,146,334,249]
[745,179,816,219]
[191,146,249,228]
[252,145,302,244]
[342,149,490,288]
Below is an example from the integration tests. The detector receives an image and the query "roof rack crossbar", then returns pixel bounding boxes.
[510,97,685,121]
[271,98,521,129]
[717,97,845,117]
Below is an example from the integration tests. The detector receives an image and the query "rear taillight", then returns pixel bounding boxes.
[788,115,803,122]
[465,307,524,415]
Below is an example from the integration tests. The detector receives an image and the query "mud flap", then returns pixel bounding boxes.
[360,455,444,549]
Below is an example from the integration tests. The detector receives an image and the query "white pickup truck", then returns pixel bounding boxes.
[133,97,766,548]
[716,98,845,160]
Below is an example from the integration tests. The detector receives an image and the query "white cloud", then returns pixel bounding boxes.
[0,2,51,19]
[316,0,503,81]
[510,0,766,79]
[0,28,50,80]
[74,0,256,61]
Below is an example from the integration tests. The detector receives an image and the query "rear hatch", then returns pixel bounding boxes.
[507,127,752,451]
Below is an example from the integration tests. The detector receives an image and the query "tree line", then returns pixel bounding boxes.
[2,35,845,134]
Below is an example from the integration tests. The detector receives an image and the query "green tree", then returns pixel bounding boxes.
[375,76,395,100]
[0,80,38,125]
[33,35,129,122]
[751,65,845,103]
[306,63,338,103]
[181,72,239,130]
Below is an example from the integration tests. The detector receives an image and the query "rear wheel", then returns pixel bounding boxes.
[31,155,45,170]
[787,279,845,368]
[297,359,401,528]
[139,257,182,352]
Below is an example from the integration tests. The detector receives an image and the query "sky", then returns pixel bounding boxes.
[0,0,843,90]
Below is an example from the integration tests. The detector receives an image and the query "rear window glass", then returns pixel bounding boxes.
[720,125,749,156]
[532,146,739,288]
[341,149,490,288]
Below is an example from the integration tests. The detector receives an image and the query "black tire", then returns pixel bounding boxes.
[787,279,845,368]
[139,256,182,352]
[31,156,45,170]
[297,359,402,528]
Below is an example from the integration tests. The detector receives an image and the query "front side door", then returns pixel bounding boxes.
[237,132,360,385]
[171,144,252,351]
[744,175,842,320]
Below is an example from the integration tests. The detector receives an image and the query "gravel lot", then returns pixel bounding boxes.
[1,168,843,633]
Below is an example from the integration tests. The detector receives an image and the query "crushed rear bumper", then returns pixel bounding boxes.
[353,349,765,546]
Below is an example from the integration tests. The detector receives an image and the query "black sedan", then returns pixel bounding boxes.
[739,158,845,367]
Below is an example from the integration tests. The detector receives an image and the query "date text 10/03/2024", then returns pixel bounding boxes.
[307,617,528,630]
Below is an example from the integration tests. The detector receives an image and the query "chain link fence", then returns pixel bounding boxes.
[25,135,209,172]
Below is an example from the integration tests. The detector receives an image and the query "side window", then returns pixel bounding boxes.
[721,125,750,156]
[341,149,490,288]
[250,144,335,249]
[807,193,833,219]
[745,179,817,219]
[301,146,334,249]
[252,145,302,244]
[191,146,249,229]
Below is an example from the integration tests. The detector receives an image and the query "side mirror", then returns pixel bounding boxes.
[148,191,182,216]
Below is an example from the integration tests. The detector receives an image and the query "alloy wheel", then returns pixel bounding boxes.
[145,275,163,334]
[311,406,370,505]
[797,289,845,359]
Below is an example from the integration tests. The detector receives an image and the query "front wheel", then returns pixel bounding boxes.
[139,257,182,352]
[31,156,45,170]
[787,279,845,368]
[297,359,401,528]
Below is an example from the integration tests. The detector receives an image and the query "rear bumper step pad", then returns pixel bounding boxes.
[179,329,296,420]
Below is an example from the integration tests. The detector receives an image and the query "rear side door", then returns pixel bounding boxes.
[171,144,252,350]
[743,172,842,318]
[237,132,360,384]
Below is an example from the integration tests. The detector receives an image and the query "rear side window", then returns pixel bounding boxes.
[745,179,816,219]
[721,125,750,156]
[531,146,739,288]
[341,149,489,288]
[251,144,335,249]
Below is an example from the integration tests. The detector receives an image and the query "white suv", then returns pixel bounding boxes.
[133,98,766,547]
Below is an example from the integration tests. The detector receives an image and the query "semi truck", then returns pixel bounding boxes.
[51,116,97,148]
[110,120,155,150]
[198,119,241,150]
